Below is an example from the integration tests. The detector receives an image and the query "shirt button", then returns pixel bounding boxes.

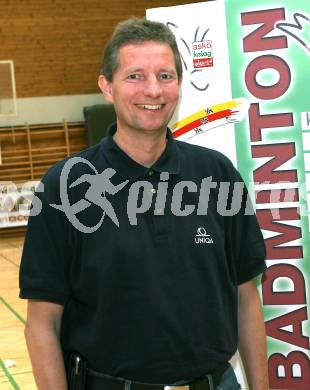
[148,170,154,176]
[150,188,156,194]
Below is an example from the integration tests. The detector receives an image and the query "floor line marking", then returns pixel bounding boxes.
[0,296,26,325]
[0,359,20,390]
[0,253,19,268]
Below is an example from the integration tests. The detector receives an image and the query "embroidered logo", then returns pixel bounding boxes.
[194,226,214,244]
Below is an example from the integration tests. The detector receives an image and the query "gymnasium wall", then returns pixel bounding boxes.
[0,0,200,98]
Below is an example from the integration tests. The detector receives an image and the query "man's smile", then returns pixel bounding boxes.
[136,104,164,110]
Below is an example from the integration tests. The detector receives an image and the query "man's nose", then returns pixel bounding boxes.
[144,76,162,97]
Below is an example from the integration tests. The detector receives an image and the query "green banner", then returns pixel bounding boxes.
[226,0,310,388]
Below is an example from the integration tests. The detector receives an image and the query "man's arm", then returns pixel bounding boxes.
[238,280,269,390]
[24,300,67,390]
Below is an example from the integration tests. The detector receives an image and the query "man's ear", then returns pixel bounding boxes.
[98,75,113,103]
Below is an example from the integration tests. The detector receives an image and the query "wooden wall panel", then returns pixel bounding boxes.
[0,122,87,235]
[0,122,87,237]
[0,122,87,183]
[0,0,204,98]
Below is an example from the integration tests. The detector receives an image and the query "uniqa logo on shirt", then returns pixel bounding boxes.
[194,227,214,244]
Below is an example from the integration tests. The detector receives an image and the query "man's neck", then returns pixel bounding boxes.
[113,127,167,168]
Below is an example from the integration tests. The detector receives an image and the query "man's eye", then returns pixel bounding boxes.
[128,74,141,80]
[159,73,174,80]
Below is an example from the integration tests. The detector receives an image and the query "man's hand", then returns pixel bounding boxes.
[24,300,67,390]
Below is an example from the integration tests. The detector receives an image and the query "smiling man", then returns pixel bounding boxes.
[98,30,182,168]
[20,18,268,390]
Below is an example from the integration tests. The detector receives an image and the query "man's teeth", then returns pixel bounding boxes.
[139,104,162,110]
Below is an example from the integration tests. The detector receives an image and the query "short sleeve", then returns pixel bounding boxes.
[225,168,266,285]
[19,178,73,305]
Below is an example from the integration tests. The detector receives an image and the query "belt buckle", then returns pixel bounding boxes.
[165,386,189,390]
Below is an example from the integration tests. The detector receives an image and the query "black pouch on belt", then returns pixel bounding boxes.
[67,353,87,390]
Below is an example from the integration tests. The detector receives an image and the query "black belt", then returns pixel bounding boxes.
[86,362,229,390]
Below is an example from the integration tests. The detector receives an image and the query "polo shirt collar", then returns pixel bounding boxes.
[101,123,180,180]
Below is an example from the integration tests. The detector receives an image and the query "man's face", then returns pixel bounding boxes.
[98,41,181,135]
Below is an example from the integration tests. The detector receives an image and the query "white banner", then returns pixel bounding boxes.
[147,0,238,165]
[0,181,39,228]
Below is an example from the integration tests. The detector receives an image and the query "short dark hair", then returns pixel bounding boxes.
[101,17,183,81]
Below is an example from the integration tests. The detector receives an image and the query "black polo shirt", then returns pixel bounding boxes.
[20,124,266,384]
